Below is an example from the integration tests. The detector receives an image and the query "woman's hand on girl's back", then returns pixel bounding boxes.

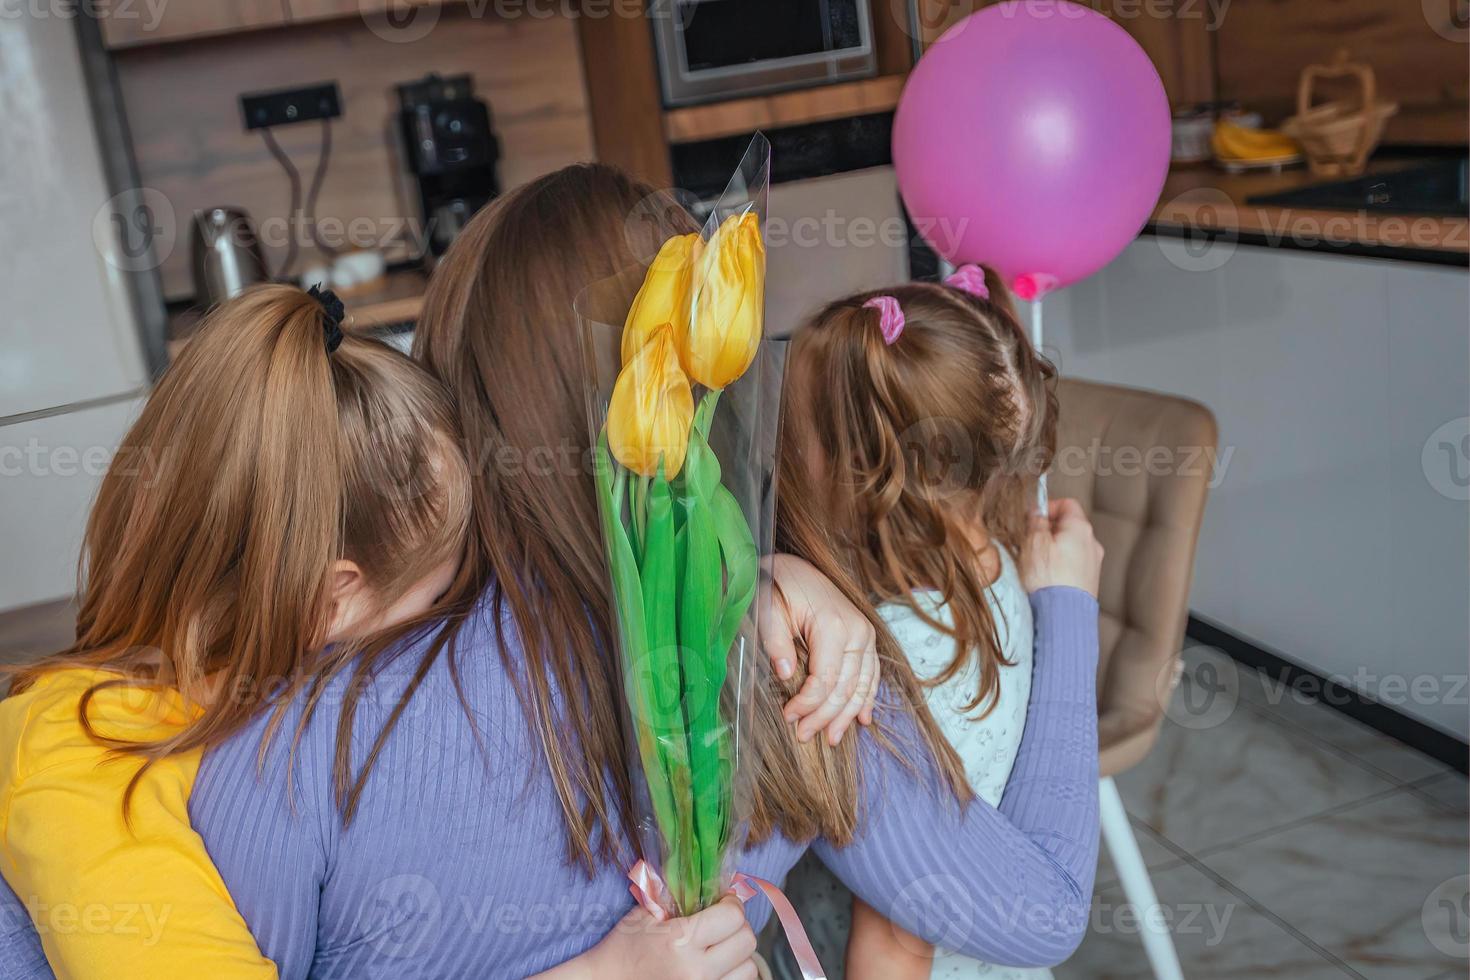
[541,896,758,980]
[1021,498,1105,597]
[763,554,880,746]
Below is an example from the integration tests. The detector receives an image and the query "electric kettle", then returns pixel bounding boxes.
[191,206,268,305]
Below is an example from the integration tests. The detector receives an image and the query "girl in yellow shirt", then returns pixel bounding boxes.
[0,284,755,980]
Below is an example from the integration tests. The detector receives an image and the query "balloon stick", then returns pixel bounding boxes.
[1029,296,1049,516]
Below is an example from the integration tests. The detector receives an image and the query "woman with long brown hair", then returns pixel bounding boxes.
[0,165,1104,979]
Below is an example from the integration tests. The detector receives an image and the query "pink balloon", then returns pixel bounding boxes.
[893,1,1171,295]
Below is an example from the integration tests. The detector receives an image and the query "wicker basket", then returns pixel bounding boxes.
[1281,50,1398,178]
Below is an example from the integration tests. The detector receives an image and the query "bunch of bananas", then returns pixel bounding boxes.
[1213,118,1301,163]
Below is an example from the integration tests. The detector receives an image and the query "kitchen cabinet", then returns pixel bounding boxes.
[100,0,290,48]
[664,76,906,145]
[1041,239,1470,738]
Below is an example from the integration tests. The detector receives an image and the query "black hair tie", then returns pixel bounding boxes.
[308,283,346,354]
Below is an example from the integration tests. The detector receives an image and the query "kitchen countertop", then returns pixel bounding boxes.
[1150,159,1469,258]
[166,267,429,358]
[166,158,1466,359]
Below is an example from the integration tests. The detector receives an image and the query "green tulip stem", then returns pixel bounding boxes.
[694,389,722,439]
[597,385,755,913]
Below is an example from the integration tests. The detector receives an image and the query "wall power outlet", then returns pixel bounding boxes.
[240,82,342,130]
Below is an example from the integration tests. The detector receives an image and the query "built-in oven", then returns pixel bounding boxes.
[652,0,877,107]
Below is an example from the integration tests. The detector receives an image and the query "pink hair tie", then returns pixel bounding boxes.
[944,264,990,300]
[863,295,906,345]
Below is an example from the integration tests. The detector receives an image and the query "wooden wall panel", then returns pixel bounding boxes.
[1097,0,1216,107]
[575,5,672,186]
[1214,0,1468,144]
[872,0,918,74]
[912,0,1216,106]
[100,0,291,49]
[114,8,595,300]
[288,0,391,23]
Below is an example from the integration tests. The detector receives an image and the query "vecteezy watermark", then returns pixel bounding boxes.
[255,213,428,256]
[886,415,1234,504]
[1089,896,1235,945]
[624,189,968,265]
[359,0,442,43]
[359,0,677,42]
[355,882,631,952]
[1155,189,1239,273]
[91,187,472,275]
[885,877,1093,957]
[1423,0,1470,42]
[1246,665,1470,714]
[887,874,980,954]
[620,641,725,729]
[0,440,199,492]
[0,431,597,493]
[1053,440,1234,489]
[891,0,1233,43]
[895,416,985,500]
[1,0,167,31]
[93,186,177,274]
[1153,190,1469,271]
[0,437,133,480]
[623,187,707,265]
[1423,874,1470,959]
[991,0,1233,29]
[1423,417,1470,501]
[1163,646,1240,731]
[364,873,445,958]
[5,895,173,948]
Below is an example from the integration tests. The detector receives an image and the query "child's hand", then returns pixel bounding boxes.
[1022,498,1104,597]
[574,896,758,980]
[765,553,879,746]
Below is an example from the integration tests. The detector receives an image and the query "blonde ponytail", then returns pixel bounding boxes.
[13,284,474,816]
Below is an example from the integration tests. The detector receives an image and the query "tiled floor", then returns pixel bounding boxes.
[1058,646,1470,980]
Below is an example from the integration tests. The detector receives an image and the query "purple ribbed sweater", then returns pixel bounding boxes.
[0,587,1098,979]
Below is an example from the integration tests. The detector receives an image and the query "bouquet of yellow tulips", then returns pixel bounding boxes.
[578,136,775,914]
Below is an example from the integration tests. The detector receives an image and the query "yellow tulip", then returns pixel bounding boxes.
[686,211,764,390]
[607,323,694,478]
[622,233,700,366]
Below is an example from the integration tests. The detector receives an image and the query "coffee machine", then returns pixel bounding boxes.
[397,73,501,260]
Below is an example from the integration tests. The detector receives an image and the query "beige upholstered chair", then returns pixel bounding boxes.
[1049,378,1218,980]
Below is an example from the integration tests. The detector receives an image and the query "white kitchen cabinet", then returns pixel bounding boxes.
[1042,238,1469,738]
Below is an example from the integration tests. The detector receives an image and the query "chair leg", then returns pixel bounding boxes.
[1099,776,1185,980]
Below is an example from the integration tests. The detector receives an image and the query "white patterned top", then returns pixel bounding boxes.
[881,544,1050,980]
[771,544,1053,980]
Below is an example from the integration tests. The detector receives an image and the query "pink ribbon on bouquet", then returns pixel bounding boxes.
[628,860,828,980]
